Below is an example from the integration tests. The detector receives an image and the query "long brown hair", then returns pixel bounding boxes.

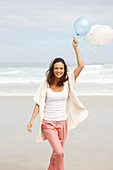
[46,57,69,86]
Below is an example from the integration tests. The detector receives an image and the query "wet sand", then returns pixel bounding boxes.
[0,96,113,170]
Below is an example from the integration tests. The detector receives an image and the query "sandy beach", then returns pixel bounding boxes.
[0,95,113,170]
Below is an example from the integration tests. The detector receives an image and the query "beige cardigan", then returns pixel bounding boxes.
[33,71,88,143]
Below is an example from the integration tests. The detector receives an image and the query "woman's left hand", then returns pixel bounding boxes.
[72,36,78,49]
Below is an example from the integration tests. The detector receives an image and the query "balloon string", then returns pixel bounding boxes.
[76,35,101,56]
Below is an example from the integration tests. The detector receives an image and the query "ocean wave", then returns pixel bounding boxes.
[0,64,113,95]
[0,70,23,75]
[0,77,44,84]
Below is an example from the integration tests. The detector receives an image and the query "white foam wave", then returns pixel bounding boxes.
[0,77,44,84]
[0,70,23,75]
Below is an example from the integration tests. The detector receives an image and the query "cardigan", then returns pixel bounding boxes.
[33,71,88,143]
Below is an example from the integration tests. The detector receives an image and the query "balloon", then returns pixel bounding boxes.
[88,25,113,45]
[87,25,101,44]
[74,17,92,36]
[88,25,100,34]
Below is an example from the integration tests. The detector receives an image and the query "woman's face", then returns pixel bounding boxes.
[53,62,65,79]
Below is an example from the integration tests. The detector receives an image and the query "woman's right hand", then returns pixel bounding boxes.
[27,119,34,133]
[72,36,78,49]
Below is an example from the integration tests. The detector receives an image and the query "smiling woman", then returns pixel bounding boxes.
[46,58,69,87]
[27,36,88,170]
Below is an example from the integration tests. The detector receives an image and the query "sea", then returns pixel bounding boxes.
[0,63,113,96]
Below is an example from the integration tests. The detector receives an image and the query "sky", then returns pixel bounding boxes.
[0,0,113,65]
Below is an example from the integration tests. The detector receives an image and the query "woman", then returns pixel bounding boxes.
[27,36,88,170]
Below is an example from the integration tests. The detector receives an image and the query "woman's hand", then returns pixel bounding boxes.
[27,119,34,133]
[72,36,78,49]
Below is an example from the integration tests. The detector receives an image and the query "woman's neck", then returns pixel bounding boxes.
[54,77,60,85]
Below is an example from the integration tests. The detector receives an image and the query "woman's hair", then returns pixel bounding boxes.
[46,57,69,86]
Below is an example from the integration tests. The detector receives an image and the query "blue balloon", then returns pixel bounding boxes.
[74,17,92,36]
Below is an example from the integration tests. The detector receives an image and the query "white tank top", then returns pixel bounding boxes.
[43,84,68,121]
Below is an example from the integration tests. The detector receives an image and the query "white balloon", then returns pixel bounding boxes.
[88,25,100,35]
[88,25,113,45]
[92,25,113,45]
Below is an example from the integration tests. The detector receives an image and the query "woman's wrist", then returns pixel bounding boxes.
[74,46,79,54]
[31,118,34,122]
[74,46,78,51]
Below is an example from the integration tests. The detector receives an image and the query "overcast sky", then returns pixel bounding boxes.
[0,0,113,65]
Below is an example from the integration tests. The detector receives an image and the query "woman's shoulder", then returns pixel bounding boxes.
[40,79,46,84]
[67,71,76,89]
[68,71,74,76]
[37,79,47,89]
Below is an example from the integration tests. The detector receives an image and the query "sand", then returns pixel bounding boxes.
[0,96,113,170]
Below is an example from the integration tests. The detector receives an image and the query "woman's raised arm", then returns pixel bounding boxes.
[72,36,84,80]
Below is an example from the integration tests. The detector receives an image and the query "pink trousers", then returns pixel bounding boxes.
[41,119,67,170]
